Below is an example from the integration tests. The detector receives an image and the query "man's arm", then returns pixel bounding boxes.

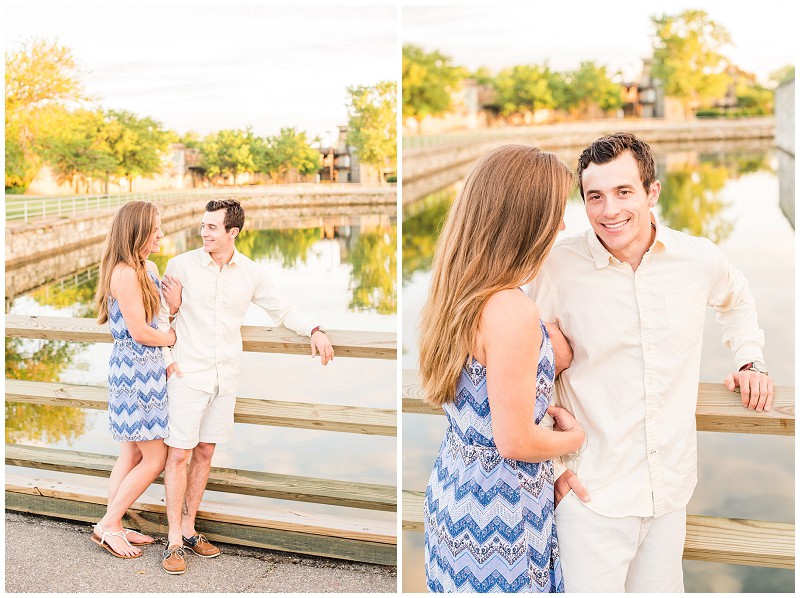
[708,241,773,411]
[252,266,334,365]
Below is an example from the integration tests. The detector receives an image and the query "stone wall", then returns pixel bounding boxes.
[6,187,396,271]
[775,79,795,228]
[402,118,775,205]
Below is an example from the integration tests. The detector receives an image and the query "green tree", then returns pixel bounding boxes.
[201,128,255,185]
[402,45,464,131]
[769,65,795,86]
[5,39,87,192]
[650,10,732,115]
[104,110,172,192]
[558,62,623,117]
[494,64,556,117]
[257,127,321,182]
[346,81,397,183]
[236,228,321,268]
[36,108,118,193]
[401,188,454,281]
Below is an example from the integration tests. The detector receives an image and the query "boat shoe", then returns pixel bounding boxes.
[162,544,187,574]
[182,533,221,558]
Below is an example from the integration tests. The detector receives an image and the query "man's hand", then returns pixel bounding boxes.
[161,275,183,314]
[311,331,334,366]
[724,370,774,412]
[166,362,184,380]
[554,469,590,507]
[544,321,573,376]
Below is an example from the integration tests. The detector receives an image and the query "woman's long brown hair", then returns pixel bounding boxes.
[95,201,161,325]
[418,145,574,407]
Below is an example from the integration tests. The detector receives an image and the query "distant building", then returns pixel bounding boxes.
[317,125,385,184]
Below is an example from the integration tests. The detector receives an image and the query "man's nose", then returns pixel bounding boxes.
[602,197,620,218]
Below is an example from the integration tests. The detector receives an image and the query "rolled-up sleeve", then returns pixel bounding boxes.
[252,267,317,337]
[707,240,765,368]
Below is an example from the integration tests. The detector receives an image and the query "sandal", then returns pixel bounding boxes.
[122,528,156,546]
[90,522,142,559]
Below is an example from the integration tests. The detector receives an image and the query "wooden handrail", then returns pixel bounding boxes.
[6,379,396,437]
[401,490,793,570]
[402,370,795,436]
[6,474,396,565]
[5,315,396,360]
[6,444,396,512]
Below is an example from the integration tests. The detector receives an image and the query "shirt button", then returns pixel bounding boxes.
[650,450,658,455]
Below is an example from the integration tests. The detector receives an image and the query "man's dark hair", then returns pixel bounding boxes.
[577,132,656,200]
[205,198,245,233]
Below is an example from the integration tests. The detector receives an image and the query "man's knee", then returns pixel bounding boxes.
[166,446,192,469]
[193,442,216,462]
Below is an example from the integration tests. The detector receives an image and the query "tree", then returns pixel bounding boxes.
[36,108,117,193]
[557,62,623,117]
[5,39,87,192]
[650,10,732,116]
[769,65,795,87]
[346,81,396,183]
[494,64,556,116]
[402,45,464,131]
[257,127,321,183]
[104,110,172,192]
[201,128,255,185]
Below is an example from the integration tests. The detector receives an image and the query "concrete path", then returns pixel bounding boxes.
[5,512,397,593]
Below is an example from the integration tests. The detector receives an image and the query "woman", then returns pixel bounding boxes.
[92,201,181,558]
[420,145,585,592]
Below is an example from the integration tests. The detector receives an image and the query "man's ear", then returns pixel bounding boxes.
[647,180,661,208]
[229,227,240,239]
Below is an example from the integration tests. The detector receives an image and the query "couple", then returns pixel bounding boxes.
[91,198,333,575]
[421,133,773,593]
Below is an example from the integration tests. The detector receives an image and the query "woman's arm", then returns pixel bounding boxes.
[480,290,584,462]
[111,265,176,347]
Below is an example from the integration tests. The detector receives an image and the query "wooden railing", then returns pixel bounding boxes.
[402,369,795,570]
[5,315,397,565]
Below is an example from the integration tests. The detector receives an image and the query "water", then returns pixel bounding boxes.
[6,209,397,526]
[401,147,794,592]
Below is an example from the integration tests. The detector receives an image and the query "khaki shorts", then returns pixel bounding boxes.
[164,376,236,449]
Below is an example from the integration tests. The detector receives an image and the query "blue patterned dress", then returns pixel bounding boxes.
[107,271,169,441]
[424,321,563,593]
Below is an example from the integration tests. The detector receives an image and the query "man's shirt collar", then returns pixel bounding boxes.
[200,247,241,268]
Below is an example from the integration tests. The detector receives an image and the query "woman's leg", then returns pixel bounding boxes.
[95,439,168,556]
[107,442,142,507]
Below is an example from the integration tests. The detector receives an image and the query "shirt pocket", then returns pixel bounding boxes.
[664,291,707,351]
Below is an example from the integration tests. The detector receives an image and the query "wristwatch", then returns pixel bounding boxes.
[311,325,326,336]
[739,361,768,375]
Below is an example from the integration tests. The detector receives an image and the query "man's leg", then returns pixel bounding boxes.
[181,441,216,538]
[555,490,640,592]
[164,446,192,548]
[625,506,687,592]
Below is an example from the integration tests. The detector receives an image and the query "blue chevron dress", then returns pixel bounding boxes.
[107,271,169,441]
[424,321,563,593]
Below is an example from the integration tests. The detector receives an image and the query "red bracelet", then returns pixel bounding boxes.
[311,326,321,336]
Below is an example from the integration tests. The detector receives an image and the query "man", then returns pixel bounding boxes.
[158,198,334,575]
[526,132,773,592]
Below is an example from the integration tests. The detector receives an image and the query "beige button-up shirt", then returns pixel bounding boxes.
[525,219,765,518]
[161,248,318,395]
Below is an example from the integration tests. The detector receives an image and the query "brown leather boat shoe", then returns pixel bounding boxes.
[162,544,187,574]
[182,533,221,558]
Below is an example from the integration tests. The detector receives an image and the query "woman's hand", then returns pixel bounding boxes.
[167,328,176,346]
[544,321,573,376]
[162,275,183,314]
[547,405,585,453]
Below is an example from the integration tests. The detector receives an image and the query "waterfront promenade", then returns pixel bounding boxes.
[5,512,397,593]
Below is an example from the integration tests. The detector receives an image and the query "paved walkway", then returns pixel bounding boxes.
[5,512,397,593]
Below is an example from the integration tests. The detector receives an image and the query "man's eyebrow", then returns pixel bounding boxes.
[586,184,636,194]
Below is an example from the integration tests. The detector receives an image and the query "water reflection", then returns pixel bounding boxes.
[6,212,396,464]
[349,229,397,314]
[5,337,90,444]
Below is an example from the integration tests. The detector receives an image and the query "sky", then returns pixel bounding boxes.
[5,3,398,145]
[402,1,796,84]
